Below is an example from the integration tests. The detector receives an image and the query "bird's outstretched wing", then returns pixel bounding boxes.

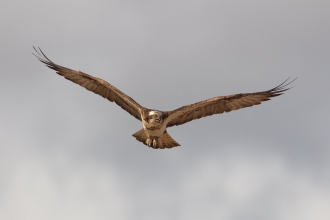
[33,47,143,121]
[166,78,296,127]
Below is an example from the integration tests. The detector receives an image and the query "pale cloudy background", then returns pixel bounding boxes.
[1,0,329,219]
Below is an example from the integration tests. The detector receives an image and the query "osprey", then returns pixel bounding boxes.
[33,47,295,149]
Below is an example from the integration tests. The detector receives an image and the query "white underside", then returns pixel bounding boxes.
[142,122,167,137]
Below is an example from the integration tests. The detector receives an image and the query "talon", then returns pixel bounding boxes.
[153,139,157,148]
[146,138,152,147]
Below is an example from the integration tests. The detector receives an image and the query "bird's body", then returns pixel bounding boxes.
[33,47,295,149]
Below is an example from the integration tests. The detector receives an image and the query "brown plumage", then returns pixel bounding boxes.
[165,82,292,127]
[33,47,295,149]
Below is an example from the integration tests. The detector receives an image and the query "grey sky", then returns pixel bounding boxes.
[1,0,330,219]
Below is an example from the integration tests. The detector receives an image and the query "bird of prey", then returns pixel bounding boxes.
[33,47,295,149]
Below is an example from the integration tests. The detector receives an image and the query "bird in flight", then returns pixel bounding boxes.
[33,47,295,149]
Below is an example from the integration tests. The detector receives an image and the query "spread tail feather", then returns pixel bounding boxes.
[132,128,148,144]
[132,129,180,149]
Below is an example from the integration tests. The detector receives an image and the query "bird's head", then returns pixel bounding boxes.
[147,110,164,124]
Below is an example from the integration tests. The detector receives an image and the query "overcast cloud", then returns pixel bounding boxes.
[1,0,330,219]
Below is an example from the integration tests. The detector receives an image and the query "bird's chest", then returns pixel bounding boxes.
[142,121,166,137]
